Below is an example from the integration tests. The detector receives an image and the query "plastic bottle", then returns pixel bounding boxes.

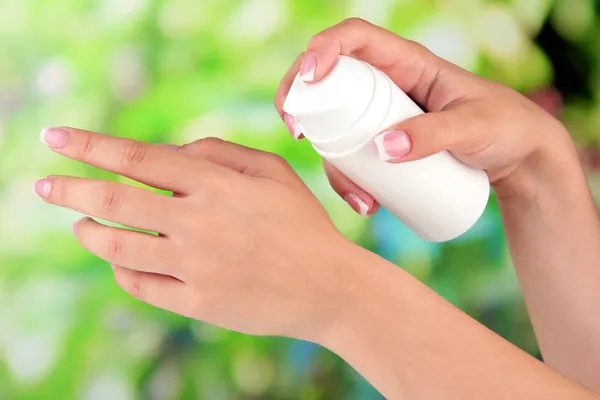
[283,55,490,242]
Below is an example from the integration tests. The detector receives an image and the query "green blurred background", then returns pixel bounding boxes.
[1,0,600,398]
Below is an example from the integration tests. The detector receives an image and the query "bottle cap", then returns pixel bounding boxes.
[283,56,375,142]
[310,66,392,155]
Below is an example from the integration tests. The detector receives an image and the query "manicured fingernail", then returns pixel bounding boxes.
[33,178,51,199]
[299,53,317,82]
[284,113,303,140]
[344,193,370,217]
[40,127,69,149]
[110,264,115,271]
[374,130,412,161]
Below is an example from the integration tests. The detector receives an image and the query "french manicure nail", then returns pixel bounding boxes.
[40,127,69,149]
[374,130,412,161]
[344,193,370,217]
[33,178,51,199]
[299,53,317,82]
[284,113,303,140]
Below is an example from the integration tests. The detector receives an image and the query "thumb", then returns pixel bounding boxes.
[179,137,300,182]
[374,111,458,163]
[179,137,263,173]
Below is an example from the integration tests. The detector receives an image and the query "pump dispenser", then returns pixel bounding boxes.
[283,55,490,242]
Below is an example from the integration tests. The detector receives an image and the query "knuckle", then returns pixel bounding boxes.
[308,18,369,51]
[98,183,125,216]
[181,137,225,159]
[308,28,333,48]
[407,39,429,53]
[106,232,127,259]
[80,131,95,160]
[267,152,286,165]
[429,112,455,146]
[342,17,368,28]
[265,153,290,170]
[129,273,144,300]
[200,136,225,147]
[197,137,225,156]
[119,141,148,171]
[116,270,145,301]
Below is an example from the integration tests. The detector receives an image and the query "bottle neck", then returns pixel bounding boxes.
[307,65,393,156]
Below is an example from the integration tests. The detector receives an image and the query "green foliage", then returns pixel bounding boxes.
[0,0,597,398]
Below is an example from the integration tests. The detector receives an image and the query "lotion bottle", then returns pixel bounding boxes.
[283,55,490,242]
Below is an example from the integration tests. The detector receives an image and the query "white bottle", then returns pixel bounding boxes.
[283,55,490,242]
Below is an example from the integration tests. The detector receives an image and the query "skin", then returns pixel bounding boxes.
[275,18,600,393]
[35,18,600,399]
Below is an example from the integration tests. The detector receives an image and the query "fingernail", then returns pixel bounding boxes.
[40,127,69,149]
[299,53,317,83]
[110,264,115,271]
[33,178,51,199]
[284,113,303,141]
[72,217,85,235]
[344,193,370,217]
[374,130,412,161]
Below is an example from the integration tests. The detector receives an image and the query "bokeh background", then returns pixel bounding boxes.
[1,0,599,398]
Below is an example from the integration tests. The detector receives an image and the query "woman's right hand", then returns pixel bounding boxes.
[274,18,575,214]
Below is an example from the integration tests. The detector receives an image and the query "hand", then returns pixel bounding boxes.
[275,18,574,213]
[35,127,356,341]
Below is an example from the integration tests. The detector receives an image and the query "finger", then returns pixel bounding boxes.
[113,266,188,315]
[74,217,181,277]
[323,160,378,216]
[274,53,306,140]
[300,18,478,110]
[179,137,303,185]
[34,175,181,233]
[527,87,562,117]
[156,143,180,151]
[40,126,218,194]
[373,105,492,164]
[274,53,304,118]
[374,112,457,163]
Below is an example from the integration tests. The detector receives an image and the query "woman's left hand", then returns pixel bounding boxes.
[35,127,357,342]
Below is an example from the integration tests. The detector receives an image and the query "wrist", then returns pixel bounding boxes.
[493,125,585,204]
[312,245,402,351]
[310,238,371,351]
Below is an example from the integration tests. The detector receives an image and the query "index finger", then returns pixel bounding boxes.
[274,52,304,118]
[40,126,216,193]
[296,18,477,111]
